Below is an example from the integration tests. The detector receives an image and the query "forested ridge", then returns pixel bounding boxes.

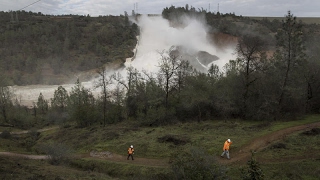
[1,7,320,129]
[0,11,138,85]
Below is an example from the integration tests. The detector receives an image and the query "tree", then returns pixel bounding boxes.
[96,66,111,126]
[158,46,183,109]
[174,60,193,101]
[69,79,95,127]
[51,86,69,111]
[112,66,141,118]
[180,73,212,122]
[37,92,48,114]
[0,86,13,123]
[241,152,264,180]
[273,11,307,118]
[236,34,267,119]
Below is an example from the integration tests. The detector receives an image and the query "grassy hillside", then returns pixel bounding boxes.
[0,115,319,179]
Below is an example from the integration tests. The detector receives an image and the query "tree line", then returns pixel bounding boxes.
[1,9,320,129]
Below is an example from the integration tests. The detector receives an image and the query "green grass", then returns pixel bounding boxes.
[0,156,114,180]
[70,158,170,179]
[257,128,320,160]
[0,114,319,179]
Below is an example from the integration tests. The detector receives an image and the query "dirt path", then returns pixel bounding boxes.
[0,152,48,160]
[0,126,59,135]
[218,121,320,165]
[1,122,319,167]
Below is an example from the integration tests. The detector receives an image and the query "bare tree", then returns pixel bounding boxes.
[158,46,183,108]
[96,66,111,127]
[236,34,267,119]
[112,66,141,118]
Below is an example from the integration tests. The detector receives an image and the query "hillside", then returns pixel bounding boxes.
[0,116,319,179]
[1,10,320,86]
[0,11,138,85]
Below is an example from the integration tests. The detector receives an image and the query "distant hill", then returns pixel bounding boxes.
[0,11,138,85]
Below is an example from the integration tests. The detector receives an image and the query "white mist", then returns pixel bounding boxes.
[12,15,236,106]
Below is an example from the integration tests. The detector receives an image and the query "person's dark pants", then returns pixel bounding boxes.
[127,154,134,160]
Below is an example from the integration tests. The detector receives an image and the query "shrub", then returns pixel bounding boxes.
[301,128,320,136]
[0,130,11,139]
[39,142,73,165]
[158,135,189,145]
[170,147,227,180]
[241,152,264,180]
[23,129,41,151]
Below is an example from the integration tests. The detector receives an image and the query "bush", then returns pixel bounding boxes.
[169,147,227,180]
[0,130,11,139]
[241,152,264,180]
[270,143,286,149]
[301,128,320,136]
[39,142,73,165]
[46,111,69,125]
[23,129,41,151]
[158,135,189,146]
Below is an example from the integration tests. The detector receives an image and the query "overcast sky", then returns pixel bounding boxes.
[0,0,319,17]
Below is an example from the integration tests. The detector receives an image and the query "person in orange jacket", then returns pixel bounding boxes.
[127,145,134,160]
[221,139,232,159]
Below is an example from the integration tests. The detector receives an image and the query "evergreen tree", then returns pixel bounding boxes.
[37,93,49,114]
[51,86,69,111]
[273,11,307,118]
[241,152,264,180]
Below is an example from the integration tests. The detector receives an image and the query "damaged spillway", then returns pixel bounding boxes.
[11,15,236,107]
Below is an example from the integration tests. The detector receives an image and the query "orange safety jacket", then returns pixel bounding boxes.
[128,148,134,154]
[223,140,232,151]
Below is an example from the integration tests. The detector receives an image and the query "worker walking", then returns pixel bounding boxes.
[221,139,232,159]
[127,145,134,160]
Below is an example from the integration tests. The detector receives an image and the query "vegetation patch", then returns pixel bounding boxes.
[0,130,12,139]
[270,142,287,149]
[103,131,120,140]
[158,134,189,145]
[242,122,271,131]
[169,147,227,179]
[301,128,320,136]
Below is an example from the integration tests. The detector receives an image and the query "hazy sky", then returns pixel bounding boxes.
[0,0,319,17]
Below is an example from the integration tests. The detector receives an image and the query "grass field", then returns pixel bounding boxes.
[0,115,319,179]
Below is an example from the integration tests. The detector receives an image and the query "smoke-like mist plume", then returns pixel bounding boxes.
[126,15,236,73]
[12,15,236,106]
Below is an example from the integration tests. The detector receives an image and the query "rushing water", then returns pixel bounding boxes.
[11,15,236,107]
